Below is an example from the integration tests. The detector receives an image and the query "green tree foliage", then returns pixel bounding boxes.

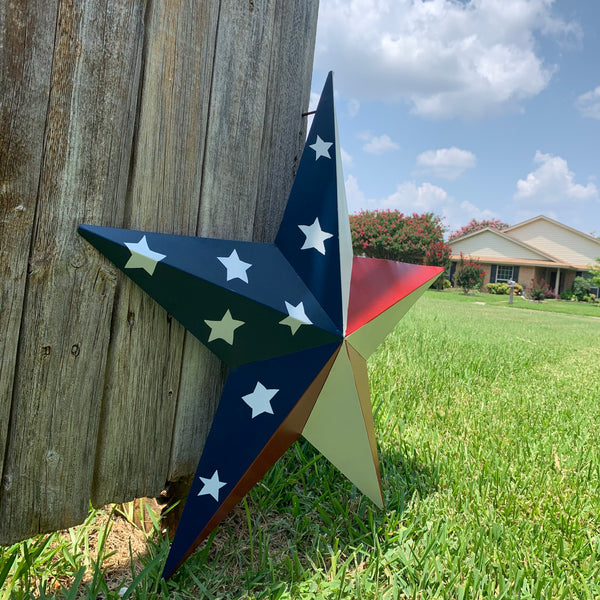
[573,276,592,301]
[349,210,451,267]
[454,253,485,294]
[448,218,509,242]
[590,258,600,289]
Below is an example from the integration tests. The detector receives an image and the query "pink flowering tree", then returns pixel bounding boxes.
[349,210,451,268]
[448,218,509,242]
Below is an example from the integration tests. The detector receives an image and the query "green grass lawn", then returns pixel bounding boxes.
[432,288,600,318]
[3,291,600,599]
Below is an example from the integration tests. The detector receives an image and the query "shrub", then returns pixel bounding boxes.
[454,254,485,295]
[528,279,551,302]
[560,289,575,301]
[589,257,600,289]
[573,276,592,301]
[486,282,523,295]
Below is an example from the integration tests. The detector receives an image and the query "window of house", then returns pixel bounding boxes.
[495,265,514,282]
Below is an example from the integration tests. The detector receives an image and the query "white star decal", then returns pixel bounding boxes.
[124,235,166,275]
[309,135,333,160]
[298,217,334,255]
[197,470,227,501]
[242,382,279,418]
[217,249,252,283]
[279,301,313,335]
[204,309,245,345]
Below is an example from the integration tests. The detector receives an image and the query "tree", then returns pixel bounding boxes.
[349,210,451,267]
[448,218,509,242]
[590,258,600,289]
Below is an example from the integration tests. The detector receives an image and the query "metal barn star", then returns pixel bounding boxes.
[79,73,443,579]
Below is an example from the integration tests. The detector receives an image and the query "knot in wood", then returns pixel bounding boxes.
[45,450,60,466]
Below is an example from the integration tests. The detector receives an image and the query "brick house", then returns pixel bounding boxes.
[449,215,600,295]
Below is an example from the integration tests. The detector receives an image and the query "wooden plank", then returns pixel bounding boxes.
[0,0,320,542]
[166,0,278,480]
[91,0,222,505]
[167,0,320,481]
[0,0,145,544]
[252,0,320,243]
[0,0,58,504]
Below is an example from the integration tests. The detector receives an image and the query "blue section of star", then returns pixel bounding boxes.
[161,341,339,578]
[275,74,343,332]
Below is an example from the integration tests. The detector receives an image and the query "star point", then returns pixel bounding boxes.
[298,217,334,255]
[204,309,244,345]
[217,249,252,283]
[309,135,333,160]
[242,382,279,418]
[197,470,227,501]
[279,301,312,334]
[124,235,166,275]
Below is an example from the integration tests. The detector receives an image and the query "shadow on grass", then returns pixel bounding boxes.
[162,438,439,599]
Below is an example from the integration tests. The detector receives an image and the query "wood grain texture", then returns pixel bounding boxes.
[167,0,280,481]
[0,0,145,543]
[168,0,319,481]
[90,0,222,507]
[0,0,59,500]
[252,0,319,244]
[0,0,319,543]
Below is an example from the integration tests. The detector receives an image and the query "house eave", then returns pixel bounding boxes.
[449,255,579,269]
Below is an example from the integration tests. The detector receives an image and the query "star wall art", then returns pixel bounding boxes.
[79,72,443,579]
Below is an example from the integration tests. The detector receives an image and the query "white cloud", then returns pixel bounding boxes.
[344,175,498,232]
[315,0,580,118]
[360,133,400,154]
[575,86,600,120]
[347,98,361,117]
[514,151,598,203]
[416,147,476,180]
[345,174,372,213]
[341,147,354,168]
[308,92,320,112]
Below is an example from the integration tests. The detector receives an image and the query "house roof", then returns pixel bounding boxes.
[450,216,600,270]
[505,215,600,244]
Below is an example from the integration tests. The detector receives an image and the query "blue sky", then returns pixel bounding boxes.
[310,0,600,238]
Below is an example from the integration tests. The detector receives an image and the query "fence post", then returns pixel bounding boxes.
[0,0,319,544]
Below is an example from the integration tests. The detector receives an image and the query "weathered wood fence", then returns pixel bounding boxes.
[0,0,319,545]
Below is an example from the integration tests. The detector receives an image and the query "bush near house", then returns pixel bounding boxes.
[590,258,600,289]
[454,253,485,295]
[528,278,554,301]
[572,276,591,301]
[486,282,523,295]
